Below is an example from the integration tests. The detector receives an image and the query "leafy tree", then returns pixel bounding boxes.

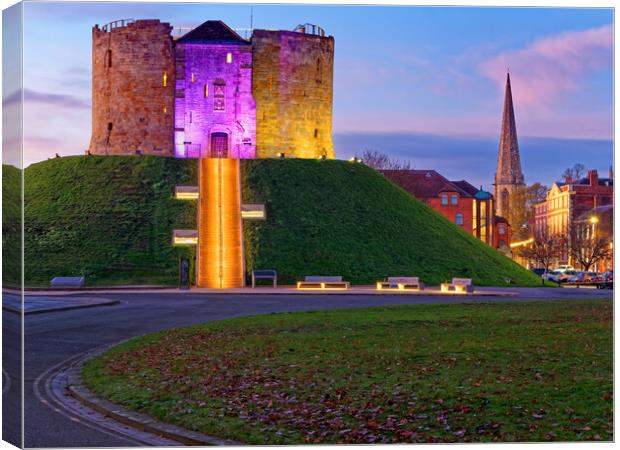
[507,182,548,240]
[562,163,586,182]
[361,149,412,170]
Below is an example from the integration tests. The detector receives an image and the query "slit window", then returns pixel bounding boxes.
[191,73,195,83]
[163,72,168,87]
[204,84,208,98]
[226,52,232,64]
[105,49,112,68]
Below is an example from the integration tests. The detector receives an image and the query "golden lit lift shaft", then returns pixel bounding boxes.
[197,158,244,288]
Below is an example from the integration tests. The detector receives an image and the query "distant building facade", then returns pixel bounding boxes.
[88,19,334,159]
[533,169,614,266]
[494,72,525,223]
[382,169,511,251]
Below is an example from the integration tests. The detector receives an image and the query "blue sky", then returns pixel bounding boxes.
[7,2,614,188]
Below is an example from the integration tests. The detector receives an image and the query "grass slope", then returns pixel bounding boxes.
[3,165,22,286]
[83,300,613,444]
[12,156,540,286]
[242,159,541,286]
[23,156,196,286]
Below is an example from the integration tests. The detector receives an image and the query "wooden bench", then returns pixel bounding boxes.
[50,277,85,289]
[252,269,277,288]
[376,277,424,291]
[297,276,350,290]
[440,277,474,294]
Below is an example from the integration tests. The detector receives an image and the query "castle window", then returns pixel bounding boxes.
[441,194,448,206]
[204,84,209,98]
[213,80,225,112]
[191,73,195,83]
[107,122,113,131]
[455,213,464,225]
[105,49,112,68]
[316,57,322,84]
[451,194,458,206]
[163,72,168,87]
[226,52,233,64]
[314,129,318,138]
[189,111,192,123]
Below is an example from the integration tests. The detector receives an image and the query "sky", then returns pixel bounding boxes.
[4,1,614,188]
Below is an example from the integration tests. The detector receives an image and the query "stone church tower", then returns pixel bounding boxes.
[494,72,525,220]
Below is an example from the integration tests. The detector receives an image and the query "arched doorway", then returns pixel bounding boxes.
[210,132,228,158]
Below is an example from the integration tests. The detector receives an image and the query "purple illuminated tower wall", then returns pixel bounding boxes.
[174,21,256,159]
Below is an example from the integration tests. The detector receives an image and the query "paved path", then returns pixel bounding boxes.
[2,287,612,448]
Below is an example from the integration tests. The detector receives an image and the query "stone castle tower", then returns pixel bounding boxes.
[88,19,335,159]
[494,72,525,220]
[252,26,334,159]
[89,20,176,156]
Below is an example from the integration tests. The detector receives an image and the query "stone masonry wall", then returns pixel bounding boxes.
[89,20,175,155]
[252,30,335,159]
[174,43,256,159]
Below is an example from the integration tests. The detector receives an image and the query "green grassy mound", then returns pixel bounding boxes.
[11,156,541,287]
[22,156,196,286]
[83,300,613,444]
[3,164,22,286]
[242,159,541,286]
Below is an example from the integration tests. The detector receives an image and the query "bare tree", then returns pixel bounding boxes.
[518,230,565,276]
[562,163,586,182]
[361,149,412,171]
[568,227,612,272]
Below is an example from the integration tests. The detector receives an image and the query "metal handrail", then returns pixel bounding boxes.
[101,18,135,32]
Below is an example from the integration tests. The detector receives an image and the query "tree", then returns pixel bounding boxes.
[518,230,565,275]
[361,149,412,171]
[507,182,549,240]
[568,226,612,272]
[562,163,586,182]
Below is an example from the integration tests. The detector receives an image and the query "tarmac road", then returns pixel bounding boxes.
[2,287,613,448]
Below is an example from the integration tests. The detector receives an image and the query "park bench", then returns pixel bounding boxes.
[376,276,424,291]
[251,269,277,288]
[297,276,350,290]
[440,277,474,294]
[50,277,85,289]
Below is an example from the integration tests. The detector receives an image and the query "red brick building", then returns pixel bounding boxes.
[382,169,511,252]
[533,169,613,267]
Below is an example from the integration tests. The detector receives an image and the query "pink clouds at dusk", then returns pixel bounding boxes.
[480,25,612,109]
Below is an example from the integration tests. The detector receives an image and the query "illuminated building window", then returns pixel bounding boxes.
[163,72,168,87]
[451,194,458,206]
[105,49,112,68]
[204,83,209,98]
[191,73,195,83]
[441,194,448,206]
[455,213,463,225]
[213,80,225,112]
[226,52,232,63]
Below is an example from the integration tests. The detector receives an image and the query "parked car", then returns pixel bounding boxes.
[601,271,613,282]
[542,271,561,282]
[558,270,579,283]
[555,265,576,274]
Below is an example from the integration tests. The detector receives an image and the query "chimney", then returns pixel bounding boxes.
[587,170,599,186]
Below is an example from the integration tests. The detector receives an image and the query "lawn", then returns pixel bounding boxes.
[83,300,612,444]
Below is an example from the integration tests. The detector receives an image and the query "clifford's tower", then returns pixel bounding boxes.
[494,72,525,220]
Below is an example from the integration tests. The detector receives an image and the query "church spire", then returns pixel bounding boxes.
[494,72,525,219]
